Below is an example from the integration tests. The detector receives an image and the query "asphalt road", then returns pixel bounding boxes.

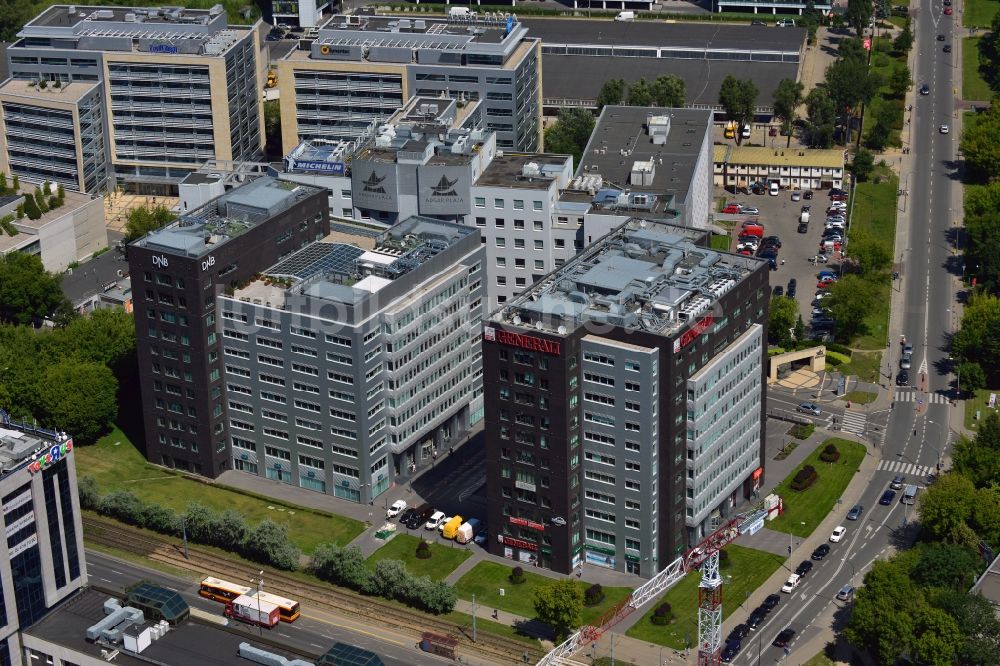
[85,549,450,666]
[729,1,960,661]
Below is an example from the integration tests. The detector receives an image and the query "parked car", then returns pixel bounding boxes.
[937,33,946,41]
[747,608,767,629]
[761,594,781,611]
[406,505,433,529]
[903,342,914,356]
[847,504,864,521]
[438,515,453,532]
[773,286,784,297]
[943,44,952,53]
[879,489,896,505]
[425,511,446,530]
[797,402,821,416]
[803,190,814,199]
[780,574,801,593]
[387,499,407,518]
[773,628,796,649]
[900,354,912,370]
[474,528,489,545]
[398,508,417,525]
[829,188,848,197]
[728,624,750,643]
[722,204,742,214]
[797,222,810,234]
[812,306,830,317]
[836,584,855,601]
[811,544,831,560]
[817,270,837,281]
[742,206,759,216]
[722,639,742,663]
[944,6,952,14]
[769,182,779,196]
[829,526,847,543]
[795,560,813,577]
[940,124,950,134]
[787,279,797,298]
[896,369,910,386]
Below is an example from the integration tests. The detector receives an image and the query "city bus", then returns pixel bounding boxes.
[199,577,252,603]
[251,590,300,623]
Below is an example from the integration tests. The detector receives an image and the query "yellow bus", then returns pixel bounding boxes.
[199,577,251,604]
[251,590,301,623]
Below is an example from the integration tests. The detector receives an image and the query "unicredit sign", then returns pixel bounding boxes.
[484,326,561,355]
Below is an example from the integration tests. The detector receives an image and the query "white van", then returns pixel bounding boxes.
[769,182,779,196]
[901,484,918,505]
[615,11,635,21]
[781,574,801,593]
[449,6,471,18]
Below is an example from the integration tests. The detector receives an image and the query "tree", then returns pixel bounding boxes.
[181,502,218,544]
[912,543,981,590]
[33,359,118,442]
[804,87,836,148]
[957,361,986,394]
[312,543,371,589]
[651,74,685,108]
[123,205,177,242]
[78,476,101,510]
[772,79,804,147]
[263,99,281,159]
[34,188,48,214]
[0,254,71,326]
[846,0,874,36]
[543,108,596,169]
[951,292,1000,384]
[845,559,922,662]
[865,103,895,152]
[911,605,963,666]
[55,308,136,371]
[215,509,249,549]
[826,58,883,143]
[768,295,798,348]
[826,274,879,340]
[846,228,892,276]
[794,315,805,342]
[953,412,1000,488]
[917,473,978,543]
[893,20,914,54]
[242,518,300,570]
[596,79,626,110]
[934,590,1000,665]
[981,13,1000,92]
[368,559,410,598]
[625,78,653,107]
[889,65,912,98]
[960,104,1000,182]
[718,76,759,144]
[23,193,40,220]
[533,579,584,641]
[852,149,875,182]
[964,211,1000,290]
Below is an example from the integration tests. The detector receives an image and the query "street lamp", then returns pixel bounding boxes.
[252,570,264,636]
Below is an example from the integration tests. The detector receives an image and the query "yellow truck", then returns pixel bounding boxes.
[441,515,464,540]
[724,121,737,139]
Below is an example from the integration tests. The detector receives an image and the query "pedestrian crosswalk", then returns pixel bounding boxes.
[838,410,868,436]
[893,390,951,405]
[876,459,935,477]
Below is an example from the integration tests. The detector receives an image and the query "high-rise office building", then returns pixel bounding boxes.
[127,177,329,477]
[482,219,769,576]
[1,4,265,194]
[0,410,87,666]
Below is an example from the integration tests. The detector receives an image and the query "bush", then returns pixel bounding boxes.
[415,540,432,560]
[718,549,731,568]
[790,423,816,440]
[584,583,605,607]
[824,341,852,355]
[791,465,818,491]
[820,443,841,463]
[651,601,674,625]
[509,566,526,584]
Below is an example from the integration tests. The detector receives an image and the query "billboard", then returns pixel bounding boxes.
[286,158,346,175]
[351,159,399,212]
[418,164,470,215]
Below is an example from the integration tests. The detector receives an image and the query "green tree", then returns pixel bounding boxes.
[805,87,836,148]
[533,579,584,641]
[33,359,118,443]
[56,308,136,371]
[215,509,249,549]
[718,76,759,145]
[912,543,982,590]
[965,211,1000,290]
[965,182,1000,216]
[99,489,145,525]
[768,295,798,348]
[23,193,40,220]
[181,502,218,545]
[953,412,1000,488]
[367,559,410,598]
[124,205,177,242]
[960,104,1000,182]
[852,148,875,181]
[34,188,48,214]
[794,315,805,342]
[651,74,685,108]
[952,292,1000,384]
[845,558,921,662]
[11,174,19,191]
[264,99,281,159]
[242,518,300,571]
[934,590,1000,665]
[826,274,879,340]
[625,78,653,107]
[772,79,804,147]
[911,605,963,666]
[846,228,892,276]
[957,361,986,394]
[889,65,912,98]
[0,253,71,326]
[846,0,874,36]
[917,473,977,543]
[596,79,626,110]
[893,20,914,54]
[543,108,596,168]
[865,103,895,152]
[78,476,101,510]
[312,543,372,589]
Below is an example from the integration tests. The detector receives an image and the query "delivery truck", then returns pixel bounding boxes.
[441,515,464,540]
[455,518,481,544]
[225,594,279,629]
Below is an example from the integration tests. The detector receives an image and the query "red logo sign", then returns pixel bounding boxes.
[674,314,715,352]
[509,516,545,532]
[490,329,561,355]
[499,535,539,551]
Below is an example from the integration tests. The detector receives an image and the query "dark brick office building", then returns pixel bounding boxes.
[483,220,770,576]
[128,177,329,477]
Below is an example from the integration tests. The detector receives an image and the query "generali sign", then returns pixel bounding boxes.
[484,327,561,355]
[509,516,545,532]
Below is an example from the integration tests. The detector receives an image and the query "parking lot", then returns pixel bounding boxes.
[717,184,847,335]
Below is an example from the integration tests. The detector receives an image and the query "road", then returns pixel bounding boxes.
[85,549,451,666]
[730,1,959,661]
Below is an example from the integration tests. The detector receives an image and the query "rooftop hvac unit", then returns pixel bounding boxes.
[521,162,541,178]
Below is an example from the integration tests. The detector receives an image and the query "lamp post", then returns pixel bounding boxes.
[252,570,264,636]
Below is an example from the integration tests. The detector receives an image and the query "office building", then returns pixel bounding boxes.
[1,4,266,194]
[712,0,832,16]
[483,219,769,576]
[217,217,484,503]
[0,409,87,665]
[712,145,845,191]
[266,0,333,29]
[277,12,541,154]
[127,176,329,478]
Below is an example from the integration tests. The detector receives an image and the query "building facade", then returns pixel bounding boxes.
[0,410,87,666]
[712,145,845,191]
[277,12,542,154]
[1,4,266,194]
[217,217,484,503]
[127,177,329,477]
[483,219,769,576]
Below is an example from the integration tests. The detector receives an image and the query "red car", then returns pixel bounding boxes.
[943,6,952,14]
[816,281,833,289]
[722,204,741,214]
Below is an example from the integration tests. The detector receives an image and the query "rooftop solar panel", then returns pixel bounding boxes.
[265,243,365,281]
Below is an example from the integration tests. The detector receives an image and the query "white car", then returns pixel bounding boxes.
[425,510,446,530]
[781,573,801,593]
[741,125,752,139]
[742,206,759,216]
[829,526,847,543]
[386,499,407,518]
[769,182,779,196]
[939,124,949,134]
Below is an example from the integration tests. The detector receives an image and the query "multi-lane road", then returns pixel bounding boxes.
[730,2,960,661]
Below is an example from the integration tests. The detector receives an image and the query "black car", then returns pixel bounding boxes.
[937,33,946,41]
[722,639,742,663]
[751,19,766,25]
[896,369,910,386]
[773,286,784,297]
[761,594,781,611]
[920,83,930,95]
[943,44,952,53]
[797,222,809,233]
[787,279,797,298]
[762,236,782,249]
[879,489,896,505]
[727,624,750,643]
[773,628,796,648]
[747,608,767,630]
[795,560,813,576]
[405,505,433,529]
[829,188,847,197]
[803,190,814,200]
[397,508,417,525]
[811,544,831,560]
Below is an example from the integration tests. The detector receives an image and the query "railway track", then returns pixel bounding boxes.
[83,517,544,664]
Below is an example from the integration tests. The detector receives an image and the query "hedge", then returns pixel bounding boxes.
[790,465,819,491]
[820,443,841,463]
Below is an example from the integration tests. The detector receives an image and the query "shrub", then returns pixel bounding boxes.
[509,566,526,584]
[584,583,605,606]
[824,341,852,355]
[790,423,815,440]
[415,540,432,560]
[791,465,818,491]
[718,549,730,568]
[820,443,841,463]
[651,602,674,625]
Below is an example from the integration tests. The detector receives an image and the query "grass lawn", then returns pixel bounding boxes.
[77,426,365,555]
[443,609,542,647]
[802,653,836,666]
[767,438,867,538]
[962,37,993,101]
[963,0,1000,27]
[837,351,885,382]
[844,390,877,405]
[453,561,632,626]
[710,233,731,252]
[624,545,785,649]
[964,388,1000,430]
[365,534,470,581]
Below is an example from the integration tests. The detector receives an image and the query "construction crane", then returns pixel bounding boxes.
[536,498,772,666]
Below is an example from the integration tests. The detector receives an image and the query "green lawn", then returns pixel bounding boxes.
[366,534,471,581]
[453,561,632,626]
[847,170,898,350]
[767,438,867,538]
[963,37,993,101]
[710,233,731,252]
[963,0,1000,27]
[802,653,836,666]
[624,545,786,649]
[964,388,1000,430]
[844,390,877,405]
[836,351,885,383]
[77,426,365,554]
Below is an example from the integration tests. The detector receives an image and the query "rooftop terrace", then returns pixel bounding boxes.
[316,12,522,47]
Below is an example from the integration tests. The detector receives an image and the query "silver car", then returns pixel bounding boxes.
[900,354,912,370]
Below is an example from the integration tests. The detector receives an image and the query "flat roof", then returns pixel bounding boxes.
[27,5,222,29]
[490,218,764,337]
[0,411,72,482]
[523,18,805,52]
[971,552,1000,613]
[319,13,515,45]
[541,55,798,108]
[476,153,570,189]
[0,78,101,103]
[713,145,845,169]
